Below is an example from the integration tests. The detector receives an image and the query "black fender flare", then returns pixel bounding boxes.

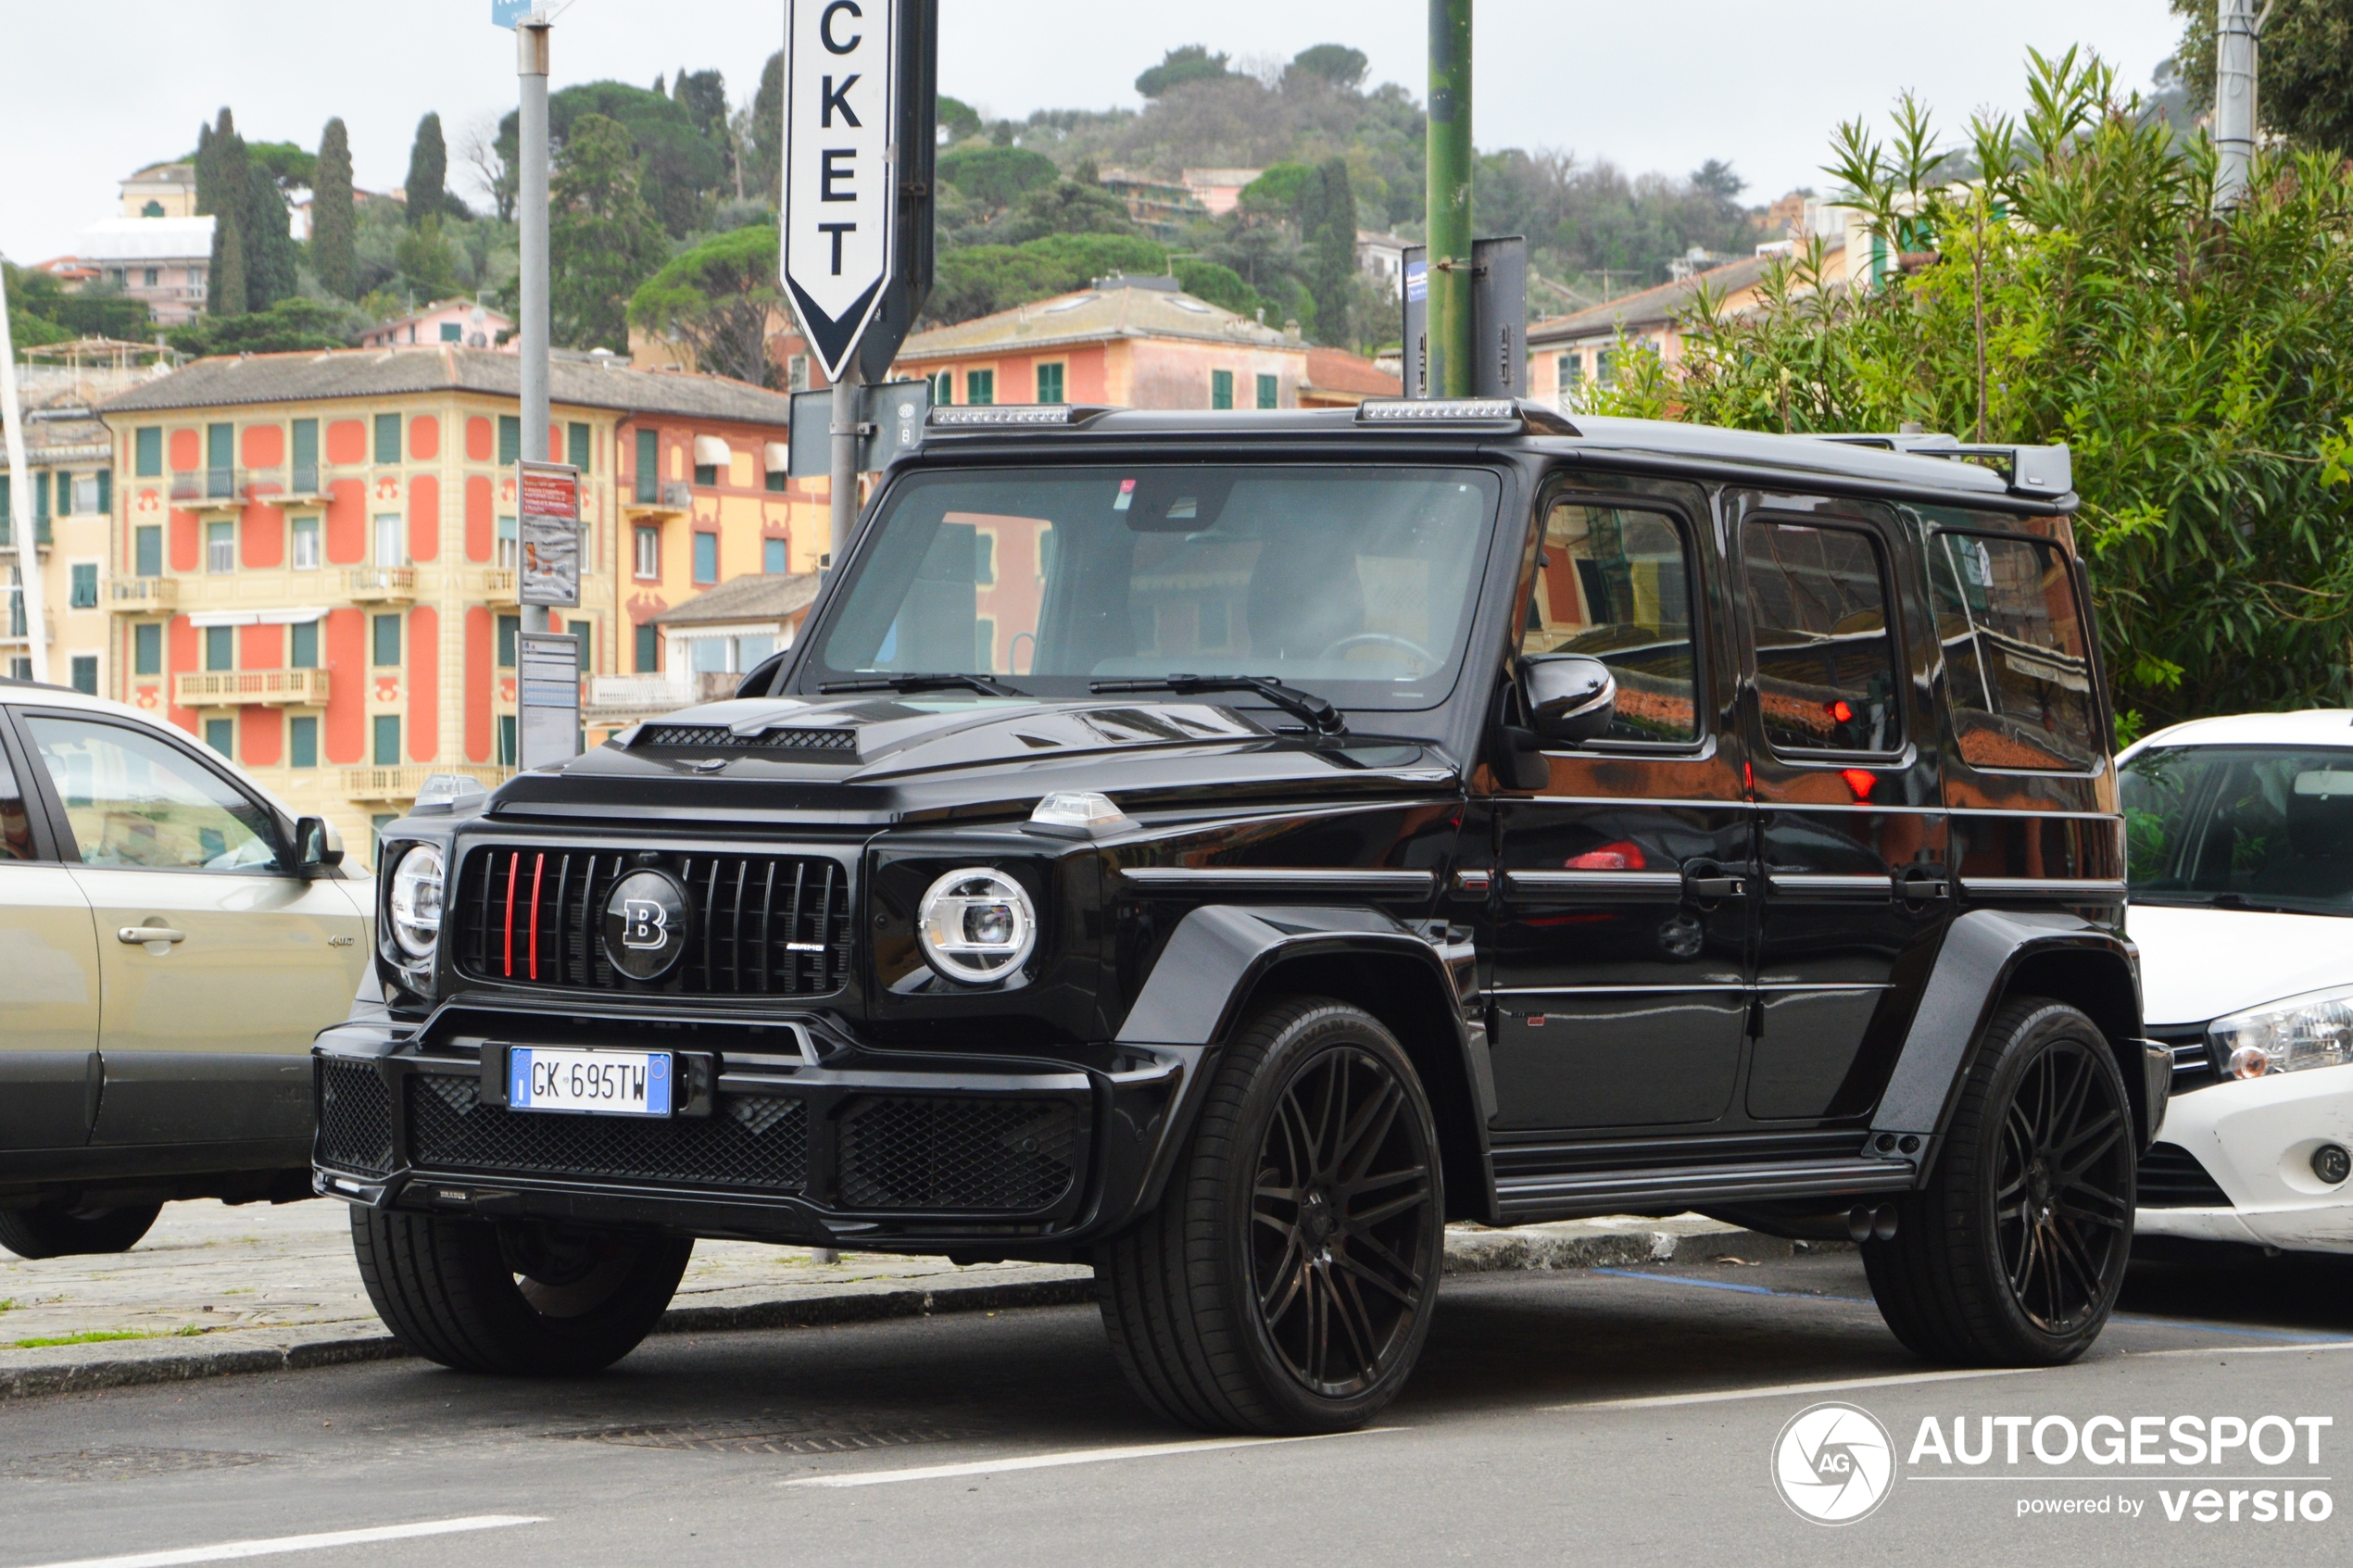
[1110,904,1496,1223]
[1870,907,2161,1173]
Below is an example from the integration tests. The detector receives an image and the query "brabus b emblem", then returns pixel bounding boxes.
[602,871,690,981]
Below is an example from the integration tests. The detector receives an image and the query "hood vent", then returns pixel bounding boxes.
[635,724,859,756]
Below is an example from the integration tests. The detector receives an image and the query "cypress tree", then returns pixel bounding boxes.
[1306,158,1356,346]
[405,112,450,226]
[244,160,298,310]
[313,119,357,299]
[199,110,248,318]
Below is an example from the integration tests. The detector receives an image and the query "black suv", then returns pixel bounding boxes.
[318,400,2167,1434]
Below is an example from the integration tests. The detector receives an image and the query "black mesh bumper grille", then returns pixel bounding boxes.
[837,1096,1079,1212]
[2138,1142,2232,1208]
[317,1059,394,1175]
[405,1073,810,1193]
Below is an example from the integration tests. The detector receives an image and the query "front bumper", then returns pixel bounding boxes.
[311,1002,1199,1254]
[2135,1065,2353,1256]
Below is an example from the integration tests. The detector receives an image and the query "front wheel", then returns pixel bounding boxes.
[350,1208,692,1375]
[0,1201,162,1260]
[1096,997,1446,1434]
[1864,997,2135,1365]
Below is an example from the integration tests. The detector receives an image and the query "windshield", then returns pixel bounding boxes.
[2122,744,2353,916]
[807,466,1502,714]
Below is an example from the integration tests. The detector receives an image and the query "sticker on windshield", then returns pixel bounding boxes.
[1113,478,1136,512]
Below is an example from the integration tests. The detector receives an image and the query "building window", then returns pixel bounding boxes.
[763,538,787,574]
[69,563,98,608]
[372,715,399,767]
[634,525,660,580]
[206,718,233,758]
[290,716,318,769]
[371,612,400,668]
[498,715,517,767]
[788,355,812,392]
[1596,349,1615,387]
[135,524,162,577]
[975,532,996,585]
[964,369,994,407]
[373,514,403,568]
[1037,362,1064,405]
[290,621,319,668]
[143,268,159,287]
[764,467,787,494]
[1256,373,1278,409]
[693,532,718,584]
[693,460,718,488]
[439,321,462,342]
[69,655,97,696]
[134,427,162,477]
[498,414,521,467]
[1558,352,1582,394]
[205,624,233,671]
[291,418,318,487]
[207,521,235,573]
[497,515,518,570]
[374,412,400,465]
[932,370,953,404]
[497,613,520,668]
[1211,370,1235,410]
[635,623,660,672]
[635,429,659,503]
[568,422,591,472]
[292,517,321,571]
[133,622,162,676]
[70,473,102,515]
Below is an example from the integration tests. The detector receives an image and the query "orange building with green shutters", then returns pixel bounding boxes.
[96,347,804,863]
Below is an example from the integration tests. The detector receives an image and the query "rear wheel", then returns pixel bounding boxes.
[350,1208,692,1375]
[0,1201,162,1260]
[1864,998,2134,1365]
[1096,997,1445,1434]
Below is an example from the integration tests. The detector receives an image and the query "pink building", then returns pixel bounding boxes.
[356,300,516,351]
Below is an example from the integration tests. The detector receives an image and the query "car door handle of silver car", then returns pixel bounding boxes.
[118,925,187,945]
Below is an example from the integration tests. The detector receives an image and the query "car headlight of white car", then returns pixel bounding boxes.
[387,843,447,962]
[2211,985,2353,1079]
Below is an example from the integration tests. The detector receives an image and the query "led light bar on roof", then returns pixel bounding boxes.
[1355,398,1520,423]
[928,405,1086,427]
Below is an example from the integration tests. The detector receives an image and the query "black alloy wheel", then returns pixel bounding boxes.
[1097,997,1446,1435]
[1864,997,2136,1366]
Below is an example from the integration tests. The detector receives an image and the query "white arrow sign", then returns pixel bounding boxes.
[782,0,898,381]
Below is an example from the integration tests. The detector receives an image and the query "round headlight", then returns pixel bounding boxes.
[388,843,447,960]
[916,867,1036,985]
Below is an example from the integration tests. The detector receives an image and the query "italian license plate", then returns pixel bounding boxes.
[508,1047,673,1117]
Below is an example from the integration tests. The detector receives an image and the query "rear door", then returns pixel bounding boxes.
[0,709,101,1150]
[16,709,365,1149]
[1486,483,1755,1130]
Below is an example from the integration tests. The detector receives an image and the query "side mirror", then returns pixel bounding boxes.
[736,649,789,700]
[291,816,342,877]
[1520,654,1617,746]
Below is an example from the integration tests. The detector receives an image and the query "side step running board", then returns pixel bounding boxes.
[1493,1157,1917,1223]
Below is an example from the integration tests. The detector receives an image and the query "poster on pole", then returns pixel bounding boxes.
[781,0,899,381]
[516,458,580,608]
[517,632,580,771]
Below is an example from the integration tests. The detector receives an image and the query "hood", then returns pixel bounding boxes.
[2126,902,2353,1026]
[491,693,1458,825]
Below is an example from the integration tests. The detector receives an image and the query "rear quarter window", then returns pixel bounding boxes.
[1928,531,2099,771]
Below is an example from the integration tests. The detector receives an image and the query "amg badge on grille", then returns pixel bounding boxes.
[603,869,692,981]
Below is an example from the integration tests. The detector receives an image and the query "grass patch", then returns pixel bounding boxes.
[11,1330,154,1349]
[0,1299,15,1313]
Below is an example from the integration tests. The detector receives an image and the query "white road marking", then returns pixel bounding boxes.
[786,1428,1397,1487]
[1547,1365,2058,1411]
[2129,1338,2353,1357]
[14,1515,545,1568]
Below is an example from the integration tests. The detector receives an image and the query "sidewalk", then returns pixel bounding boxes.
[0,1199,1830,1399]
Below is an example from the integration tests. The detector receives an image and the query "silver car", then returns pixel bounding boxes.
[0,679,369,1257]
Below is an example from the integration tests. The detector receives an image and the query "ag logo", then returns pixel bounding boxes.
[1771,1401,1895,1525]
[602,869,689,981]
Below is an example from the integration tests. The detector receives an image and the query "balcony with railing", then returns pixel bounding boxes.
[623,480,694,516]
[346,566,417,603]
[2,602,55,647]
[341,763,509,802]
[278,464,329,504]
[172,668,331,707]
[108,576,178,612]
[478,569,519,603]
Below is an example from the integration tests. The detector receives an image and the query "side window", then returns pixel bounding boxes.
[0,734,34,860]
[1743,518,1902,755]
[1525,502,1700,744]
[1930,532,2099,771]
[21,715,280,872]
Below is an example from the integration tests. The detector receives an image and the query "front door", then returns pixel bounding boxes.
[1487,486,1755,1130]
[0,717,100,1150]
[16,709,366,1148]
[1731,499,1953,1122]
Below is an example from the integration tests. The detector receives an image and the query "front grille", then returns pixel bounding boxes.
[2138,1142,2232,1208]
[406,1073,809,1192]
[836,1097,1079,1212]
[636,724,858,755]
[454,846,853,997]
[2150,1023,2219,1093]
[317,1060,393,1175]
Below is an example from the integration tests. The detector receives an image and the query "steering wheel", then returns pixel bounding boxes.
[1319,631,1441,671]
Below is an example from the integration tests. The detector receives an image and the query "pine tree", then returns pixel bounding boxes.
[312,119,357,299]
[550,113,671,350]
[405,112,450,226]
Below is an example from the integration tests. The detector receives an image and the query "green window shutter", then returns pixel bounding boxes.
[290,716,319,768]
[292,419,318,469]
[134,621,162,675]
[205,624,234,671]
[96,470,112,516]
[966,369,993,406]
[135,427,162,477]
[290,621,319,668]
[70,563,98,608]
[0,474,10,546]
[635,623,660,672]
[1037,363,1063,404]
[207,422,233,472]
[568,422,591,471]
[498,415,521,467]
[1256,373,1277,409]
[497,614,519,668]
[1211,370,1234,410]
[693,532,718,584]
[372,612,401,667]
[375,413,401,465]
[34,472,50,523]
[135,525,162,577]
[635,429,659,502]
[373,715,400,767]
[206,718,234,758]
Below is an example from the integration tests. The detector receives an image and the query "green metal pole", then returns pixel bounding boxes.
[1427,0,1473,396]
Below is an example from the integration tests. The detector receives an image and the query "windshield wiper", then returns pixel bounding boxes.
[1090,674,1346,735]
[819,672,1026,698]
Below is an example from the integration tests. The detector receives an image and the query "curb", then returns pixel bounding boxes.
[0,1223,1829,1401]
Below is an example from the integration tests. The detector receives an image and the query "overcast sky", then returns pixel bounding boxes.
[0,1,2188,265]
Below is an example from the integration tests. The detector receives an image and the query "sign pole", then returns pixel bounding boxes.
[1425,0,1474,397]
[828,361,862,566]
[517,11,553,632]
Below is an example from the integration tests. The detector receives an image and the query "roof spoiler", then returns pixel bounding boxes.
[1811,431,2073,499]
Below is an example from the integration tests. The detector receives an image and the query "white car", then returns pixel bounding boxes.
[2122,709,2353,1255]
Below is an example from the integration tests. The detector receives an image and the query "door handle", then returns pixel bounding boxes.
[118,925,188,945]
[1687,875,1746,900]
[1897,868,1952,903]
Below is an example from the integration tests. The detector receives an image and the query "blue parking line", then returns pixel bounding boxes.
[1592,1267,1778,1296]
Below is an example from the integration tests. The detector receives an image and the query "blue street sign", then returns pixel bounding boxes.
[491,0,536,27]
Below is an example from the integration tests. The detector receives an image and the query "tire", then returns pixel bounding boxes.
[1096,997,1446,1435]
[1864,997,2135,1366]
[350,1207,693,1375]
[0,1202,163,1260]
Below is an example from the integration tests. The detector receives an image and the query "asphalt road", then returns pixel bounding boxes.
[1,1246,2347,1568]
